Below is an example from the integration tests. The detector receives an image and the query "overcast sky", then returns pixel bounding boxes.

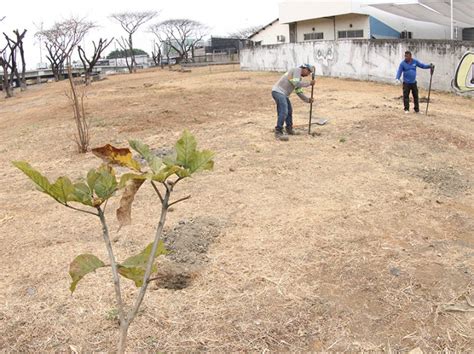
[0,0,280,69]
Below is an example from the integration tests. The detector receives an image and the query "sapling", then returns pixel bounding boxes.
[13,130,214,353]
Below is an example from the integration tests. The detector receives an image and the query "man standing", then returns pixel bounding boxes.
[396,51,434,114]
[272,64,315,140]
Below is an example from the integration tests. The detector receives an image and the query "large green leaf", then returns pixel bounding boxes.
[70,182,94,206]
[118,241,168,287]
[49,176,76,203]
[13,161,53,195]
[175,130,197,169]
[69,254,106,293]
[151,166,188,182]
[189,150,215,173]
[93,170,117,200]
[13,161,94,206]
[129,140,162,174]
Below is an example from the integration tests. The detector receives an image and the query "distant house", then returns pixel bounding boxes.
[249,0,460,46]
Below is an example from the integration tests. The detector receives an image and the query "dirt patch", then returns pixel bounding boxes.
[153,217,224,290]
[1,66,473,352]
[416,166,471,197]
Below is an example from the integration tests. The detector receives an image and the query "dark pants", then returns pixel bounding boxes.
[403,82,419,112]
[272,91,293,130]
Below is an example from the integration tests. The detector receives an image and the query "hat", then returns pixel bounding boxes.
[300,63,313,72]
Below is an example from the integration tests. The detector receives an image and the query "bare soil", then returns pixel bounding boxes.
[0,65,473,352]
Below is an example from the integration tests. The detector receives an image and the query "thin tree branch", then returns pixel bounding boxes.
[168,195,191,207]
[150,181,164,203]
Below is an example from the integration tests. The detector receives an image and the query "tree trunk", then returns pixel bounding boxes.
[1,60,13,98]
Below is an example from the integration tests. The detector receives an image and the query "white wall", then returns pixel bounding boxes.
[335,14,371,38]
[297,18,336,41]
[240,40,474,92]
[297,14,370,42]
[250,20,290,46]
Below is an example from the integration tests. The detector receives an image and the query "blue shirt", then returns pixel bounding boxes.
[396,59,431,84]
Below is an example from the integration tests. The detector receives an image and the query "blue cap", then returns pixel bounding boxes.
[300,63,313,72]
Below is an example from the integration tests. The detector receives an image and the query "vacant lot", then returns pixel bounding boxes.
[0,66,473,351]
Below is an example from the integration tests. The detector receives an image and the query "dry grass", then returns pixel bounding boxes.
[0,65,473,352]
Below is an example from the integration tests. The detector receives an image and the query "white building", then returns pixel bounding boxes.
[249,0,467,46]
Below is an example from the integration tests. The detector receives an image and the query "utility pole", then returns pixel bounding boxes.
[450,0,454,40]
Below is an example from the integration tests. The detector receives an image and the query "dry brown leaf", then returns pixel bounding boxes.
[116,179,145,228]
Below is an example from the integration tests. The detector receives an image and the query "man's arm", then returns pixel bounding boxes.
[296,88,311,103]
[416,60,432,69]
[396,63,403,80]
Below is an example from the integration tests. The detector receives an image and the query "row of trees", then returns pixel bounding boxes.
[1,11,260,98]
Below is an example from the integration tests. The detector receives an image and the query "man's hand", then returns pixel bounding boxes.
[309,98,314,104]
[395,79,401,85]
[310,79,316,86]
[430,63,435,74]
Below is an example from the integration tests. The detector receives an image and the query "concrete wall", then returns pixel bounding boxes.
[240,39,474,92]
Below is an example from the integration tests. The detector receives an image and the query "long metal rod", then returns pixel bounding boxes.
[426,68,434,116]
[308,71,315,134]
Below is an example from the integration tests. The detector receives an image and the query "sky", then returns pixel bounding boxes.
[0,0,280,69]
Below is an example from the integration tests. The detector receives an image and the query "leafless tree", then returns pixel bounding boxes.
[3,29,27,90]
[110,11,158,73]
[65,65,89,153]
[151,41,161,67]
[37,17,96,81]
[78,37,114,85]
[149,19,208,63]
[228,25,261,39]
[0,28,27,97]
[0,46,12,97]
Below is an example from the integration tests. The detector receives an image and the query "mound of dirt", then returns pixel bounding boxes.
[153,217,223,290]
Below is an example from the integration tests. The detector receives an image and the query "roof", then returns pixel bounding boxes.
[248,18,280,39]
[279,0,363,24]
[368,0,474,27]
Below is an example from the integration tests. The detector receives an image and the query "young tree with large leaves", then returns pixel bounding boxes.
[13,130,214,353]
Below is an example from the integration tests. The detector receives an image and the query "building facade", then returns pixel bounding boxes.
[249,0,458,46]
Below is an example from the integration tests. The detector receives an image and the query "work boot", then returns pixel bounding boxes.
[286,126,300,135]
[275,128,289,141]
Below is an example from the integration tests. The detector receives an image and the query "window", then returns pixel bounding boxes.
[304,32,324,41]
[400,31,412,39]
[338,30,364,39]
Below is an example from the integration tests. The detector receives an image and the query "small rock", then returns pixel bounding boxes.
[26,287,37,296]
[229,167,236,172]
[390,267,401,277]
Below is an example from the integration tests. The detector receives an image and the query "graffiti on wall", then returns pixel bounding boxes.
[313,44,336,76]
[452,52,474,93]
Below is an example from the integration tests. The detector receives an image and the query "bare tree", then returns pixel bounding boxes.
[37,17,95,81]
[228,25,261,39]
[0,28,27,97]
[151,41,161,67]
[110,11,158,73]
[0,45,12,97]
[149,19,208,63]
[3,29,27,90]
[66,65,89,153]
[78,37,114,85]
